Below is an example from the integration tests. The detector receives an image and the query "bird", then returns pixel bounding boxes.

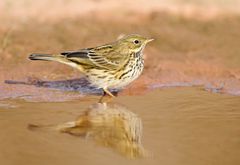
[29,34,153,97]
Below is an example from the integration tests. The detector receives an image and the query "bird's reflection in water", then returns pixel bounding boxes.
[29,102,146,159]
[57,102,146,159]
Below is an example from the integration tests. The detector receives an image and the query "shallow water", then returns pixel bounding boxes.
[0,87,240,165]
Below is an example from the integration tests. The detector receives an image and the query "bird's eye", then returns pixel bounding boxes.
[134,40,140,44]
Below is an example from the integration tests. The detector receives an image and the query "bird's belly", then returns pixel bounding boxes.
[86,59,144,89]
[86,69,116,89]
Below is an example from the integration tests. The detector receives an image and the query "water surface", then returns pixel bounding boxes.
[0,87,239,165]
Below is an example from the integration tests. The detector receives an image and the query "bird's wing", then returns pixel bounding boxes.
[61,45,128,70]
[61,49,90,58]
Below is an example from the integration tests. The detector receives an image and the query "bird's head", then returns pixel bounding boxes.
[116,34,153,53]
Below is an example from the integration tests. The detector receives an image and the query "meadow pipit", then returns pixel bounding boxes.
[29,34,153,97]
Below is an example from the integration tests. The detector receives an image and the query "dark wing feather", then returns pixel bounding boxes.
[61,49,91,58]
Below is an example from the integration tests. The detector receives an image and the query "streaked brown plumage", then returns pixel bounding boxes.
[29,34,153,97]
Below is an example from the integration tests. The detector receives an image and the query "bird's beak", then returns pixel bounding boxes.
[146,38,154,43]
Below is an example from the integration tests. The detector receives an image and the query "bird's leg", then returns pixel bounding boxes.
[103,88,115,97]
[98,88,115,103]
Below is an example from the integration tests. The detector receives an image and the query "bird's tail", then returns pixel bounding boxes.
[28,53,82,71]
[29,54,61,61]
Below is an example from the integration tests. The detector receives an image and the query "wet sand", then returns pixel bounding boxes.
[0,88,240,165]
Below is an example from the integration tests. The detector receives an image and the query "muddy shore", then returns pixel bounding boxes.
[1,10,240,100]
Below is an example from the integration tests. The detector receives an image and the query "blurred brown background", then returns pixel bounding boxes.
[1,0,240,23]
